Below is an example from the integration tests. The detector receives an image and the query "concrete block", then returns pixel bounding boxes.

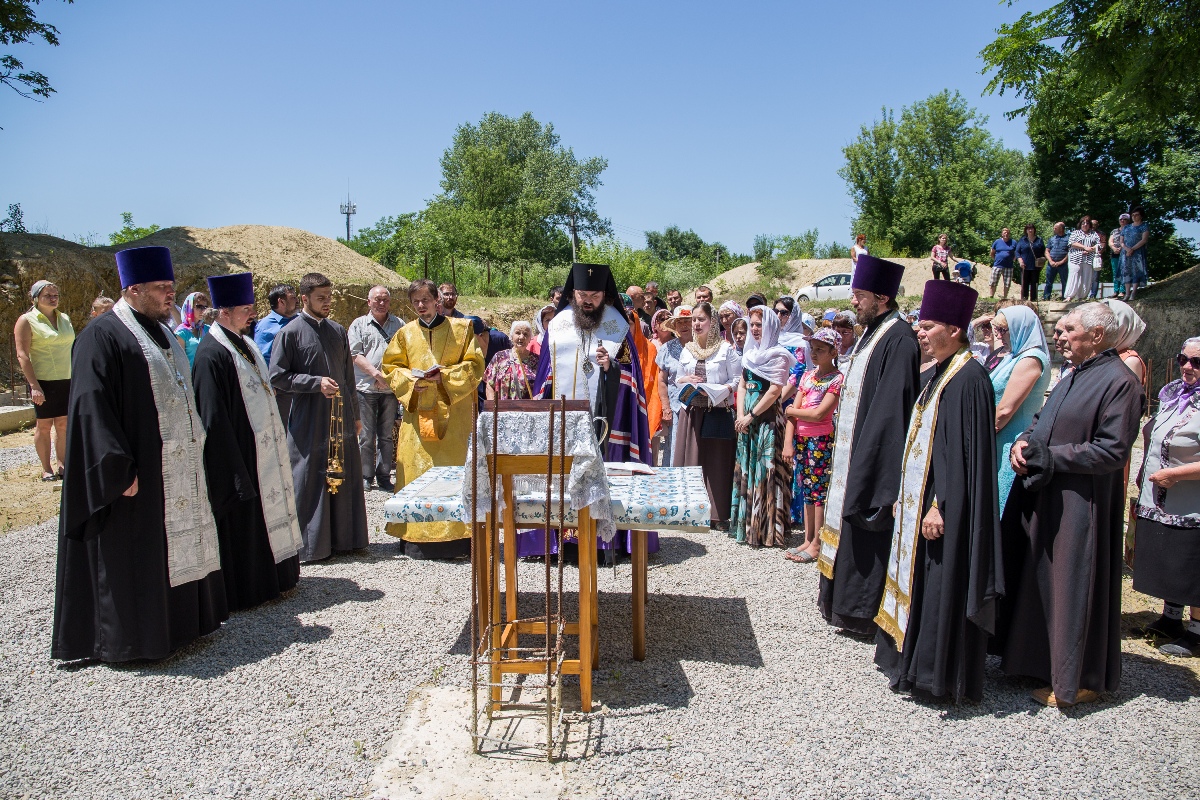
[0,405,35,433]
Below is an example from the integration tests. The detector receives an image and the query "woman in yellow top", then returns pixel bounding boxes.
[14,280,75,480]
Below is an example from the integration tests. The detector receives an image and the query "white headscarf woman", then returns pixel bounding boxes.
[530,303,556,356]
[1100,298,1147,386]
[741,306,797,386]
[776,300,812,367]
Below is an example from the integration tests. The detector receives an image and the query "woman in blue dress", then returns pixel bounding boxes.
[1120,206,1150,301]
[990,304,1051,512]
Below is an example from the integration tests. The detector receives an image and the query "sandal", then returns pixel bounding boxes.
[785,550,818,564]
[41,473,56,482]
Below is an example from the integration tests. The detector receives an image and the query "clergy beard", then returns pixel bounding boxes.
[857,303,882,328]
[573,303,604,332]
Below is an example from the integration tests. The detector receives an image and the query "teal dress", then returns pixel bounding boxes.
[730,369,792,547]
[991,314,1051,514]
[176,324,209,368]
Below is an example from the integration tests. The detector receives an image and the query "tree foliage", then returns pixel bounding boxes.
[108,212,161,246]
[839,91,1041,260]
[981,0,1200,276]
[1,0,73,105]
[344,112,609,290]
[0,203,26,232]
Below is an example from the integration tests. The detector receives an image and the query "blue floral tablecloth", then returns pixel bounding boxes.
[383,466,710,532]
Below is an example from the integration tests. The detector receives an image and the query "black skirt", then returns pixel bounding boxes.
[35,378,71,419]
[1132,517,1200,605]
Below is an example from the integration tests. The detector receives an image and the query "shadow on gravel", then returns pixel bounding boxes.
[649,536,707,567]
[123,576,384,679]
[446,591,763,713]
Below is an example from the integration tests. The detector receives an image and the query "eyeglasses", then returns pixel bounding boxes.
[992,325,1009,335]
[774,308,790,315]
[1178,353,1200,369]
[979,323,992,332]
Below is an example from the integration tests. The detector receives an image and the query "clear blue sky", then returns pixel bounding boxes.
[5,0,1063,254]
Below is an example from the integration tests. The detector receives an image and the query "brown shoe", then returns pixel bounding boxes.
[1031,687,1100,707]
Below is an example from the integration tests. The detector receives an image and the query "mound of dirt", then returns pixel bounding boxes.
[0,226,413,363]
[705,257,936,301]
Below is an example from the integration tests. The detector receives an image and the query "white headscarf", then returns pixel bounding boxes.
[741,307,797,385]
[1100,298,1146,352]
[533,304,556,337]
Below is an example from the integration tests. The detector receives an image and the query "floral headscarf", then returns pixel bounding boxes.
[718,300,745,343]
[177,292,206,336]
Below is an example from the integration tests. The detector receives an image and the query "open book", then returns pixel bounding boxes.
[411,365,443,379]
[605,461,656,476]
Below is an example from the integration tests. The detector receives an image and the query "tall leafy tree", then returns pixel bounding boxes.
[2,0,73,106]
[432,111,610,270]
[840,91,1040,259]
[982,0,1200,276]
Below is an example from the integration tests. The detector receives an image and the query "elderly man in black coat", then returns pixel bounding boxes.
[995,302,1144,707]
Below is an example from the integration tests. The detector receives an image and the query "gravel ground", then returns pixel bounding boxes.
[1,435,1197,799]
[0,443,37,474]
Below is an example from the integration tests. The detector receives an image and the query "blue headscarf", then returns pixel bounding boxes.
[989,304,1049,386]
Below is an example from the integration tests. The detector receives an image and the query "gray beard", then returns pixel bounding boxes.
[573,304,603,332]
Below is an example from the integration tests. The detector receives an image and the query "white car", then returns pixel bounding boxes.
[794,272,906,301]
[794,273,851,301]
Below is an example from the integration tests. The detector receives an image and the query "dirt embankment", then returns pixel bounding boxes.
[1,226,414,385]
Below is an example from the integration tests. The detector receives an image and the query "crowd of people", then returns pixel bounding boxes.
[901,208,1153,305]
[26,242,1198,710]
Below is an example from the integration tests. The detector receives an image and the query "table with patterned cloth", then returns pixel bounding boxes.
[383,465,709,531]
[383,465,710,661]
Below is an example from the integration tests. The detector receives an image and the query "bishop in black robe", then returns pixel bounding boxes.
[994,347,1143,704]
[52,300,228,661]
[817,309,921,635]
[874,351,1002,703]
[269,312,369,561]
[193,322,301,610]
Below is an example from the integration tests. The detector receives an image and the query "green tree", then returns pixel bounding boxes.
[643,225,746,274]
[108,212,161,245]
[433,111,610,274]
[2,0,73,106]
[981,0,1200,128]
[839,91,1041,260]
[0,203,26,232]
[981,0,1200,276]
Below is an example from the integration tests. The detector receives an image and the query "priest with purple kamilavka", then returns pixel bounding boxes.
[192,272,303,612]
[874,280,1002,703]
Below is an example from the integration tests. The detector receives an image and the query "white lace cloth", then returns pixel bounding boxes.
[463,410,614,542]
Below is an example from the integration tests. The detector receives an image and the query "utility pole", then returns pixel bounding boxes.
[569,213,579,261]
[339,191,357,242]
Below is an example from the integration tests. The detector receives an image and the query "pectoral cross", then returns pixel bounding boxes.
[588,267,593,277]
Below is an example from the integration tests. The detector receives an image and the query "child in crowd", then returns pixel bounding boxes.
[782,329,844,563]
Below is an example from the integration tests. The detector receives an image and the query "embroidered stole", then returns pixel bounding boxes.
[545,305,628,411]
[209,324,304,563]
[875,349,974,650]
[817,313,902,580]
[112,299,221,587]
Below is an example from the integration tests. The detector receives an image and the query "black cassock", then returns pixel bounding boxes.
[874,357,1002,703]
[52,309,228,662]
[268,314,368,562]
[192,329,301,611]
[993,349,1143,703]
[819,314,921,634]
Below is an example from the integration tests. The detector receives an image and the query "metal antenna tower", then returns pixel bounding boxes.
[339,191,357,241]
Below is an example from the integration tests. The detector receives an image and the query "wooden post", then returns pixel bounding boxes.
[423,253,428,280]
[451,254,456,284]
[520,262,525,293]
[486,259,491,288]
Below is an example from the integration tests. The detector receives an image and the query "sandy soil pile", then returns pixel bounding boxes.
[0,226,413,358]
[705,257,934,300]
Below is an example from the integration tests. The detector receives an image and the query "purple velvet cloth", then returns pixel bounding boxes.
[116,246,174,288]
[918,279,978,330]
[206,272,255,308]
[851,253,904,298]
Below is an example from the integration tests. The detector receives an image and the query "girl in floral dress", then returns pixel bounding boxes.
[782,328,843,563]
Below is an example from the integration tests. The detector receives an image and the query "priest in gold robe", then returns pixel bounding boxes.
[382,278,484,558]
